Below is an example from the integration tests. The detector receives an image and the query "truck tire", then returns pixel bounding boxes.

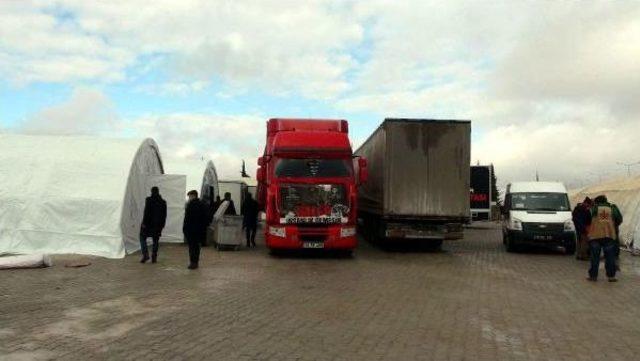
[337,249,354,258]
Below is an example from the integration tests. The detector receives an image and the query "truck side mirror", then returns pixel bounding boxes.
[256,167,265,183]
[358,157,368,185]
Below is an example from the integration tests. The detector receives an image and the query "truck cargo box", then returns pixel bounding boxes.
[356,118,471,221]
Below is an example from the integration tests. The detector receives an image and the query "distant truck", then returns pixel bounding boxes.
[470,165,492,221]
[501,181,576,254]
[256,118,368,253]
[355,118,471,247]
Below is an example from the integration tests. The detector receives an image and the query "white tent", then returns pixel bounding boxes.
[571,176,640,247]
[163,158,220,203]
[0,134,184,258]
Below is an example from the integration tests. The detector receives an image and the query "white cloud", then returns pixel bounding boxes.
[21,87,117,135]
[3,1,640,188]
[0,0,362,98]
[124,112,266,180]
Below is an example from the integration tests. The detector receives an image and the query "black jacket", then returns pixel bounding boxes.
[572,203,592,235]
[183,198,209,239]
[141,195,167,237]
[224,200,237,216]
[242,198,259,228]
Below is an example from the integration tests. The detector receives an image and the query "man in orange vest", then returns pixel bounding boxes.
[587,195,622,282]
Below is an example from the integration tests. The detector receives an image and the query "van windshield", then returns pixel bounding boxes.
[510,192,570,211]
[275,159,353,178]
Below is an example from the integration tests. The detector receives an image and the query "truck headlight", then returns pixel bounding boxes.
[509,218,523,231]
[564,220,576,232]
[340,226,356,238]
[269,226,286,238]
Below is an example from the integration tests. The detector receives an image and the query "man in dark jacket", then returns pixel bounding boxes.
[183,190,209,270]
[139,186,167,264]
[223,192,237,215]
[242,193,259,247]
[588,195,622,282]
[572,197,592,260]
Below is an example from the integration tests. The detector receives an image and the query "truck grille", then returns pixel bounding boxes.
[522,222,564,234]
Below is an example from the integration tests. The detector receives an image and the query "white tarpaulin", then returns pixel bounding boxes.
[0,134,165,258]
[0,254,52,269]
[146,174,186,243]
[163,158,220,202]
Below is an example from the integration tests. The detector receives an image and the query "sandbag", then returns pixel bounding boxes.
[0,254,52,269]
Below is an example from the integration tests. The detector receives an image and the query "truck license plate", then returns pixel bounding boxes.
[303,241,324,249]
[533,235,553,241]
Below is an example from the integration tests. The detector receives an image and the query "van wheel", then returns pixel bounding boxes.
[505,236,517,253]
[564,241,576,255]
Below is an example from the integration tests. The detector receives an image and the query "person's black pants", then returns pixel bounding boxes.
[589,238,616,279]
[140,235,160,258]
[246,225,257,247]
[187,237,202,265]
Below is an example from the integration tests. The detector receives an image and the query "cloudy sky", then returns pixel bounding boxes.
[1,1,639,188]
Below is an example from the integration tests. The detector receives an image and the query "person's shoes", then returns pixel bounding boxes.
[187,263,198,270]
[140,256,149,263]
[586,276,597,282]
[151,256,157,264]
[608,277,618,282]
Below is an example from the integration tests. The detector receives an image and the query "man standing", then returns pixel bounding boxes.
[223,192,237,215]
[572,197,592,260]
[140,186,167,264]
[183,190,209,270]
[242,193,259,248]
[587,195,622,282]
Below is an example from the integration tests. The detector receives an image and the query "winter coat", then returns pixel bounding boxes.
[140,195,167,238]
[242,198,259,229]
[572,203,592,235]
[183,198,209,239]
[224,199,237,216]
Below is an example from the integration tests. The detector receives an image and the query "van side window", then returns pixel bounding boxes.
[504,194,512,210]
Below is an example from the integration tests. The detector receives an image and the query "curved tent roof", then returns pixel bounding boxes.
[0,134,164,258]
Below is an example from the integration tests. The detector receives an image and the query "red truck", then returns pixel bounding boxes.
[256,118,367,253]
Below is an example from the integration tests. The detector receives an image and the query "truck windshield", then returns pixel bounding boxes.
[275,159,352,178]
[510,192,570,211]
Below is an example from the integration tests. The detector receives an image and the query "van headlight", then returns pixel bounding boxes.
[340,226,356,238]
[509,218,523,231]
[564,220,576,232]
[269,226,286,238]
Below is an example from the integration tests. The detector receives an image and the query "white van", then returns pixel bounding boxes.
[502,182,576,254]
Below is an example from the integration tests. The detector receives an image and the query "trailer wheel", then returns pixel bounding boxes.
[425,240,443,252]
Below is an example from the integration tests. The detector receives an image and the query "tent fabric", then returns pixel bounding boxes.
[162,158,219,202]
[571,176,640,247]
[0,134,164,258]
[145,174,186,244]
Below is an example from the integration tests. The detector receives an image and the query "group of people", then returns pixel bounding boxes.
[572,195,623,282]
[138,187,260,270]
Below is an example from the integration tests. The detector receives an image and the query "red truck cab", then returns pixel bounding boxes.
[256,118,367,252]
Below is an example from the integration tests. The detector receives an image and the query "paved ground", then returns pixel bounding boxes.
[2,223,640,361]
